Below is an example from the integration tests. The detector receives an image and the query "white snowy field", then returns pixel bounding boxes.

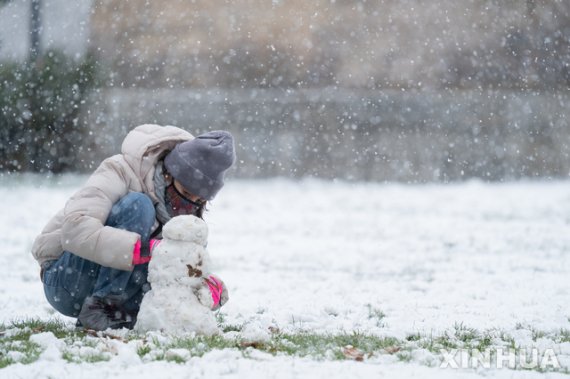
[0,174,569,378]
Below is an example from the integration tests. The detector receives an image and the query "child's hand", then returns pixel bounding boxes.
[203,275,228,310]
[132,239,161,265]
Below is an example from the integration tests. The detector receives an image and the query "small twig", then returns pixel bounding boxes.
[83,329,127,342]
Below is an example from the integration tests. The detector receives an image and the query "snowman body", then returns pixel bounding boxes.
[135,215,219,335]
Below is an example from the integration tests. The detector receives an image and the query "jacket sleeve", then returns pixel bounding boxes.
[60,157,140,271]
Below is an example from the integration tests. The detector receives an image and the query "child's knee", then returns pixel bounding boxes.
[108,192,156,231]
[123,192,153,211]
[119,193,155,218]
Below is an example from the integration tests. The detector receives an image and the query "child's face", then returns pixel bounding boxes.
[173,180,206,206]
[166,179,206,217]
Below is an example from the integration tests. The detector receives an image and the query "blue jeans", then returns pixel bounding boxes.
[42,192,156,318]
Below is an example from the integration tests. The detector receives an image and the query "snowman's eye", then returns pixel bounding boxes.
[187,264,203,277]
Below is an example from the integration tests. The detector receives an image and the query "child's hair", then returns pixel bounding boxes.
[195,202,206,219]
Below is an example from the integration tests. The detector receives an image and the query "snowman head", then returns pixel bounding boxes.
[162,215,208,247]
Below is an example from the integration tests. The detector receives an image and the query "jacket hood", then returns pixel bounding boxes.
[121,124,194,182]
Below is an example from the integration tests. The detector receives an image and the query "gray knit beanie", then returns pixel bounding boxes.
[164,130,236,200]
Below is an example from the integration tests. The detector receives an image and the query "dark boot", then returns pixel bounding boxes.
[77,295,136,331]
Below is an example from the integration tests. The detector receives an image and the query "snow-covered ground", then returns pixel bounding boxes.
[1,174,569,378]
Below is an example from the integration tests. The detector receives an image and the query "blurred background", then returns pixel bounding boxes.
[0,0,569,182]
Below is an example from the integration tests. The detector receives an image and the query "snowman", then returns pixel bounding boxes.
[135,215,228,335]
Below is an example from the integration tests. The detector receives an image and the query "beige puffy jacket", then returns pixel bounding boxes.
[31,124,193,271]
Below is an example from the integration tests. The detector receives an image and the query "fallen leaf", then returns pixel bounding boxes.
[342,345,364,361]
[240,341,264,349]
[83,329,126,342]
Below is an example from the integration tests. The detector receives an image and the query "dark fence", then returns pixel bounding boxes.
[82,88,570,182]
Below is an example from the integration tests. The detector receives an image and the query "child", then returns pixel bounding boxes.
[32,124,235,330]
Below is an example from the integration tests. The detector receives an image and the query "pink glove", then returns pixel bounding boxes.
[132,239,161,265]
[204,275,229,310]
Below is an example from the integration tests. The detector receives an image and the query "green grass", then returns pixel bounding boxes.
[366,304,386,327]
[135,330,401,362]
[0,319,402,366]
[396,349,413,362]
[216,312,243,333]
[557,329,570,343]
[62,350,110,363]
[406,333,421,342]
[0,339,42,368]
[532,328,547,341]
[266,331,400,360]
[416,325,506,354]
[0,318,72,368]
[137,344,152,358]
[0,318,568,374]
